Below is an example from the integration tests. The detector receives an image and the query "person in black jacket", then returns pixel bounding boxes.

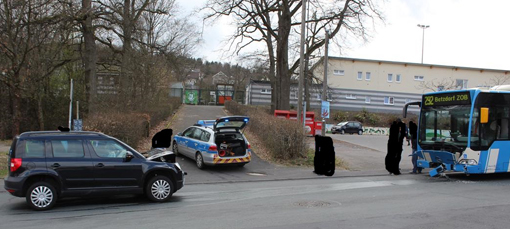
[395,119,407,173]
[385,119,407,175]
[385,121,400,175]
[408,121,421,173]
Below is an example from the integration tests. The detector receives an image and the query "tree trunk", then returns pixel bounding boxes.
[11,87,21,137]
[304,51,311,111]
[122,0,134,106]
[266,24,277,113]
[275,1,292,110]
[81,0,97,113]
[37,95,45,130]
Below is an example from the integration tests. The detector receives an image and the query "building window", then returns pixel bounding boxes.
[366,72,371,81]
[414,75,424,81]
[290,91,297,99]
[357,72,362,80]
[396,74,401,83]
[384,97,394,105]
[365,97,371,104]
[387,74,393,82]
[261,89,271,94]
[327,93,333,101]
[316,94,321,100]
[333,70,345,75]
[437,86,445,91]
[456,79,468,89]
[346,94,356,100]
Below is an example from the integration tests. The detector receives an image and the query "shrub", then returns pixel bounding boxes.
[83,112,150,147]
[83,97,181,147]
[225,101,307,160]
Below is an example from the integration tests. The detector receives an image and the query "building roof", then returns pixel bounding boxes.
[314,56,510,73]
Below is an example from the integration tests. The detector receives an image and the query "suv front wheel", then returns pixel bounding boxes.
[26,181,58,211]
[146,176,174,202]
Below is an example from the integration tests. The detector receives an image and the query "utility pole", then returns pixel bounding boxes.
[321,31,329,136]
[417,24,430,64]
[297,0,307,125]
[68,79,73,129]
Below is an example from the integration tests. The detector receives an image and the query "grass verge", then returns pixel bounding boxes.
[243,130,349,169]
[0,152,8,178]
[286,148,349,169]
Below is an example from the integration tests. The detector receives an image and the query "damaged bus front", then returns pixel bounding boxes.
[404,88,510,177]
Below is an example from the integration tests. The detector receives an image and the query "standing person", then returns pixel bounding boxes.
[408,121,421,174]
[385,121,400,175]
[395,119,407,174]
[405,125,410,146]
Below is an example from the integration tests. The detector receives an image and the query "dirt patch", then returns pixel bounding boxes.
[136,107,182,153]
[0,152,8,176]
[0,140,11,153]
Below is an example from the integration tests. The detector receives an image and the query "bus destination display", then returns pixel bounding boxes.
[423,91,471,107]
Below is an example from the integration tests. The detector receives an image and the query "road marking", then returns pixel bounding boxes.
[178,179,419,205]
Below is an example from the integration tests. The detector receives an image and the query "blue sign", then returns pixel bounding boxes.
[73,119,83,131]
[321,101,330,118]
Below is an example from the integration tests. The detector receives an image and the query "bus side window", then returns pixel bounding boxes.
[500,119,509,139]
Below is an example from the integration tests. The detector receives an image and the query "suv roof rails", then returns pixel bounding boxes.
[20,131,106,137]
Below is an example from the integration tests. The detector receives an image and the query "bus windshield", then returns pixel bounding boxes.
[419,105,471,152]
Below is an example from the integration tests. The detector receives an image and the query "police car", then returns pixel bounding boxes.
[172,116,251,169]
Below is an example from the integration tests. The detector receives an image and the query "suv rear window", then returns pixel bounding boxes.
[15,140,45,158]
[51,140,85,158]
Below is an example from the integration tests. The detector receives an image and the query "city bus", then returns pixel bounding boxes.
[403,85,510,177]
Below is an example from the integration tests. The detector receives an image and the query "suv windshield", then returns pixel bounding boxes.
[337,122,347,126]
[419,104,471,152]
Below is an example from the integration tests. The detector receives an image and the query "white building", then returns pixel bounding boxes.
[245,56,510,113]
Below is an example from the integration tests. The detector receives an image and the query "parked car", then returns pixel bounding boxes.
[4,130,185,211]
[172,116,251,169]
[331,121,363,135]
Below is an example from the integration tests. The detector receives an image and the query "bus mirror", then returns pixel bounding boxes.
[480,107,489,124]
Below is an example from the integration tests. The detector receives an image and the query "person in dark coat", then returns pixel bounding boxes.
[395,119,407,173]
[385,121,401,175]
[408,121,421,173]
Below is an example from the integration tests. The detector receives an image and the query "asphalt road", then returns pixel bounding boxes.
[2,173,510,229]
[168,105,320,184]
[328,133,415,173]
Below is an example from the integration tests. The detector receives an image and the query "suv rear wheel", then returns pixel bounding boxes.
[146,176,174,202]
[26,181,57,211]
[358,130,363,135]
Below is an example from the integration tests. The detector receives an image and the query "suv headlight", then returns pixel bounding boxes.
[174,162,182,171]
[459,159,478,165]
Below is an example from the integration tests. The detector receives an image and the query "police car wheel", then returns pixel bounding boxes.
[196,153,206,170]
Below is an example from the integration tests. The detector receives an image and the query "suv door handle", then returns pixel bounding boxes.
[51,163,60,168]
[95,163,104,168]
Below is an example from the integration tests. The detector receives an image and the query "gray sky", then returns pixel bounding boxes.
[177,0,510,70]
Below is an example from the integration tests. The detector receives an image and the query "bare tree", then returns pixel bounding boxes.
[0,0,77,135]
[485,74,510,88]
[203,0,383,112]
[416,78,457,92]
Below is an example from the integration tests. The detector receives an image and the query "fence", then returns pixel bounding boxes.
[170,88,245,105]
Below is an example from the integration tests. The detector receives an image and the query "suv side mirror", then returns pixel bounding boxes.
[124,152,134,162]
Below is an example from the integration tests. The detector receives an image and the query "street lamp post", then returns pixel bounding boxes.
[417,24,430,64]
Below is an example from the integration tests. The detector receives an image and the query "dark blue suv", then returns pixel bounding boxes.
[4,131,185,210]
